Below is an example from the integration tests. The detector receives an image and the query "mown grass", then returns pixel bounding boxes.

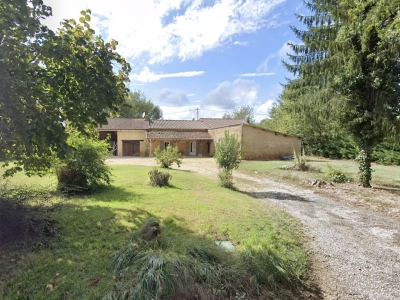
[0,165,309,299]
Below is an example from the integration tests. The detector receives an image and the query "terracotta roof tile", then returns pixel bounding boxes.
[149,119,208,129]
[98,118,149,130]
[146,131,211,140]
[198,118,247,129]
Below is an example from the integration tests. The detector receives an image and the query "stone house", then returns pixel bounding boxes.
[97,118,301,160]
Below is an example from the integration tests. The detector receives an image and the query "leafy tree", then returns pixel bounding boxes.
[118,91,163,119]
[154,145,182,168]
[214,131,242,188]
[283,0,400,187]
[223,105,255,124]
[0,0,131,177]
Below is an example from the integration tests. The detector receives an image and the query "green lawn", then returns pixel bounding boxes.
[0,165,309,299]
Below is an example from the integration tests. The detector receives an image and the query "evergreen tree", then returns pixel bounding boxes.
[284,0,400,187]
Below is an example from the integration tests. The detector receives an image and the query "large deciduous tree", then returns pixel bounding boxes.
[118,90,163,119]
[0,0,131,177]
[223,105,256,124]
[284,0,400,187]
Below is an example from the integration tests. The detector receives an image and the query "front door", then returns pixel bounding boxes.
[189,141,196,156]
[122,141,133,156]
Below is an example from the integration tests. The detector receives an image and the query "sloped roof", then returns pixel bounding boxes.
[199,118,247,129]
[146,130,211,140]
[149,119,208,130]
[98,118,149,130]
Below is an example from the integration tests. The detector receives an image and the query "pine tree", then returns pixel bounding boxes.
[284,0,400,187]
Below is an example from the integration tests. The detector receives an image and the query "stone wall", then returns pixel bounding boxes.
[241,125,301,160]
[208,125,243,155]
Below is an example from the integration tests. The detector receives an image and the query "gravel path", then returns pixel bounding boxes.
[107,157,400,299]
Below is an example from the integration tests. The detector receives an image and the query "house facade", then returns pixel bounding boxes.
[97,118,302,160]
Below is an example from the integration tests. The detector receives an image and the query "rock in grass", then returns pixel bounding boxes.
[139,219,161,241]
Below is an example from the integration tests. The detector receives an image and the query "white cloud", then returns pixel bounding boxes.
[157,89,189,106]
[234,41,249,46]
[255,100,274,122]
[42,0,286,64]
[202,78,259,110]
[187,93,195,97]
[130,67,204,83]
[278,40,294,59]
[239,72,275,77]
[257,54,277,72]
[160,105,199,120]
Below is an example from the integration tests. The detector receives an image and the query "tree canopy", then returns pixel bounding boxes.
[0,0,131,177]
[223,105,256,124]
[118,91,163,119]
[282,0,400,187]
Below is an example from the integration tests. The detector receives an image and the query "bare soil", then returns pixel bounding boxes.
[107,157,400,300]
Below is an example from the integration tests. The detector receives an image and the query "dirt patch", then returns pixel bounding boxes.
[107,157,400,299]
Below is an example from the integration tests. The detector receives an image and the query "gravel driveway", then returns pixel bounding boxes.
[107,157,400,299]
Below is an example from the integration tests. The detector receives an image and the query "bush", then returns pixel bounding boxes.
[214,131,242,188]
[326,164,353,183]
[56,133,112,194]
[292,147,308,171]
[154,145,182,168]
[148,168,172,187]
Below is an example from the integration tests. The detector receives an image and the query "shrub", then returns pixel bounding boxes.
[148,168,172,187]
[326,164,353,183]
[56,133,112,194]
[214,131,242,188]
[292,147,308,171]
[154,145,182,168]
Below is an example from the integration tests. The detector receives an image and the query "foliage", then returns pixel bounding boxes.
[106,233,302,299]
[214,131,242,188]
[326,164,353,183]
[0,183,57,244]
[356,150,373,187]
[0,0,131,177]
[281,0,400,187]
[223,105,256,124]
[56,133,112,194]
[371,142,400,166]
[154,145,182,168]
[148,168,172,187]
[118,90,163,119]
[292,147,308,172]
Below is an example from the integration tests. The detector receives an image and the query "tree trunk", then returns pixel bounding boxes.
[356,148,372,188]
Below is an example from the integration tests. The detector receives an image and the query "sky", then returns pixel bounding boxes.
[42,0,308,122]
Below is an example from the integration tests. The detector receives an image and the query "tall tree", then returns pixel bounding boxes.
[223,105,255,124]
[118,90,163,119]
[284,0,400,187]
[0,0,131,177]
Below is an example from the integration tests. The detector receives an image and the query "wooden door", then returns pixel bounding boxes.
[122,141,133,156]
[133,141,140,156]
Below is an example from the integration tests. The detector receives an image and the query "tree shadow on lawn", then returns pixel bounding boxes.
[0,198,321,300]
[83,185,144,202]
[240,190,313,203]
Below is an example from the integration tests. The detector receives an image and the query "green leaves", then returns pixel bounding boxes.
[0,1,131,177]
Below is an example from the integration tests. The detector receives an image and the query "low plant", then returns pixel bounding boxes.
[292,146,308,171]
[154,145,182,168]
[148,168,172,187]
[56,133,112,194]
[326,164,353,183]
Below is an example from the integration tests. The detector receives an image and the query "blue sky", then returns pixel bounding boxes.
[42,0,307,122]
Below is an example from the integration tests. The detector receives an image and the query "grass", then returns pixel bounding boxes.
[0,165,309,299]
[238,157,400,212]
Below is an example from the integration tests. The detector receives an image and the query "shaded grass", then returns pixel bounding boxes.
[0,165,309,299]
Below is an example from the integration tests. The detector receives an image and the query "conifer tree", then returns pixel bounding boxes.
[284,0,400,187]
